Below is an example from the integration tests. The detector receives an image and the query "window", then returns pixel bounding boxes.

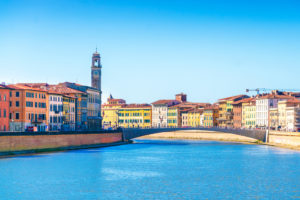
[16,91,19,97]
[3,95,6,101]
[9,91,12,97]
[26,102,33,107]
[16,101,19,107]
[15,113,20,120]
[3,109,6,118]
[35,102,37,108]
[9,113,12,119]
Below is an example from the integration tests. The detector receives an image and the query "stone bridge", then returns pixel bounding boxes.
[122,127,267,142]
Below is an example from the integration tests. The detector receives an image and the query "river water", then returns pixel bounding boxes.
[1,139,300,199]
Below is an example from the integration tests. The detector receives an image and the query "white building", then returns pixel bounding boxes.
[256,94,292,128]
[152,100,180,128]
[48,92,63,131]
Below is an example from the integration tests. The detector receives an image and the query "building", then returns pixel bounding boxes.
[8,84,48,132]
[269,108,279,130]
[203,105,219,127]
[172,102,209,128]
[62,95,76,131]
[232,100,243,129]
[118,104,152,128]
[218,95,249,128]
[241,98,256,129]
[91,50,102,127]
[102,95,126,129]
[47,91,63,131]
[175,93,187,103]
[181,112,189,127]
[187,108,203,127]
[167,106,179,128]
[152,99,180,128]
[278,99,300,131]
[0,85,11,131]
[256,93,293,129]
[59,82,101,130]
[48,84,88,131]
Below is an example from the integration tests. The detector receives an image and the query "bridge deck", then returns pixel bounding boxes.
[122,127,267,142]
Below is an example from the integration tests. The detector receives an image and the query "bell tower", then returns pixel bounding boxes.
[91,49,102,91]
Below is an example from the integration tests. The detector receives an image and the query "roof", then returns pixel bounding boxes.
[0,85,13,90]
[48,85,86,94]
[8,84,48,92]
[170,102,210,108]
[258,94,294,100]
[151,99,180,105]
[204,104,219,110]
[280,98,300,104]
[119,104,151,109]
[232,97,255,105]
[219,94,249,101]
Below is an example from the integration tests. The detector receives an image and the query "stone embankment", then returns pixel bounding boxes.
[268,131,300,150]
[0,132,124,156]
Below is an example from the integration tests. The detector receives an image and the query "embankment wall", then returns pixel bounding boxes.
[0,132,123,155]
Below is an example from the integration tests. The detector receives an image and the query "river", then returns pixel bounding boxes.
[1,139,300,199]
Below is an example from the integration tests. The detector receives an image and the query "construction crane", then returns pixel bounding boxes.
[246,88,300,95]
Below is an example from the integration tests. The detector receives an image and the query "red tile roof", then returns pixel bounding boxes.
[258,94,294,99]
[151,99,180,105]
[219,94,248,101]
[47,85,86,94]
[120,104,151,109]
[8,84,48,92]
[232,97,255,105]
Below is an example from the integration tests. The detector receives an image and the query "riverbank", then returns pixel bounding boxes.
[138,130,300,151]
[138,130,259,144]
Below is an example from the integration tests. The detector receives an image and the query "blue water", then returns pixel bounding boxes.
[1,139,300,199]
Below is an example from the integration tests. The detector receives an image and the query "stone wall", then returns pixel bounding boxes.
[268,134,300,149]
[0,132,123,154]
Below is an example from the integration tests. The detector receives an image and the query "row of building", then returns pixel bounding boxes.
[0,50,103,132]
[0,82,101,132]
[102,91,300,132]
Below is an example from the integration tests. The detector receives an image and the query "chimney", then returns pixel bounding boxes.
[175,93,187,103]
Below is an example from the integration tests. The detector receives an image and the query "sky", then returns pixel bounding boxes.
[0,0,300,104]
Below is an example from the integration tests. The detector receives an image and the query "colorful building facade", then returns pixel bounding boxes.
[102,95,126,129]
[0,85,11,131]
[118,104,152,128]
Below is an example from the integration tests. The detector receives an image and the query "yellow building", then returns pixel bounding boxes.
[203,106,218,127]
[188,109,203,127]
[167,106,178,128]
[218,95,248,128]
[269,108,278,130]
[241,98,256,129]
[101,95,126,129]
[118,104,152,128]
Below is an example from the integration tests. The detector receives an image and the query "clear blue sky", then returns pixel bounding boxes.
[1,0,300,103]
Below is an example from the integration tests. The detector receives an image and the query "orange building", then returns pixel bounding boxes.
[0,85,12,131]
[8,84,48,132]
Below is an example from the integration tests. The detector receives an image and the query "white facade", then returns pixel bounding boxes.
[48,94,63,131]
[256,98,278,128]
[152,104,168,128]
